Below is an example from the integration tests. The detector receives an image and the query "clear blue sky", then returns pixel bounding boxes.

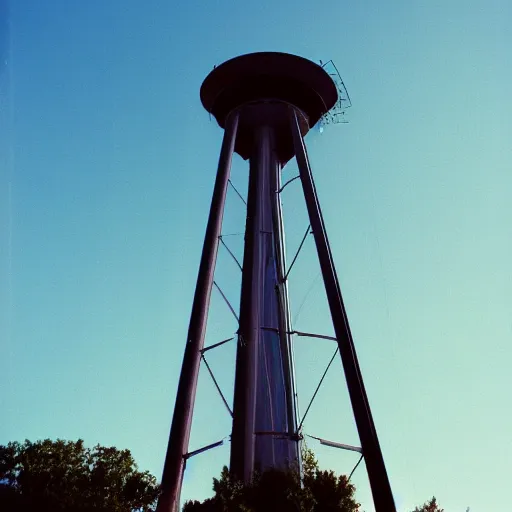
[1,1,511,511]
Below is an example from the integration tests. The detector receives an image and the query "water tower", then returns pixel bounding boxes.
[157,52,395,512]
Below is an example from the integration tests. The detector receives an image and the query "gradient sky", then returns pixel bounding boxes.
[1,1,511,511]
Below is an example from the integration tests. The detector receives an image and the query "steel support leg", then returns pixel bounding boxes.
[289,108,396,512]
[157,112,239,512]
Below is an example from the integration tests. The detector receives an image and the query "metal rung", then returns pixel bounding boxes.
[308,434,362,454]
[184,439,225,460]
[292,330,337,342]
[261,327,337,344]
[201,337,234,353]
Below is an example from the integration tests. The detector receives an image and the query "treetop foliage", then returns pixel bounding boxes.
[0,438,160,512]
[183,446,360,512]
[182,447,444,512]
[412,496,444,512]
[0,438,443,512]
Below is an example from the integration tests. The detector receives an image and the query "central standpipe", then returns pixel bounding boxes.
[232,119,299,480]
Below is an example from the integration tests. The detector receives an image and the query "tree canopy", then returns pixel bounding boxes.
[182,447,360,512]
[412,497,444,512]
[0,438,443,512]
[182,447,444,512]
[0,439,160,512]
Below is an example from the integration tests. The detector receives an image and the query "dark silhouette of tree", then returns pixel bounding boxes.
[411,497,444,512]
[182,447,359,512]
[0,439,160,512]
[182,447,445,512]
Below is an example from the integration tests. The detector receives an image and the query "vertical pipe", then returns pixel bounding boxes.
[230,126,268,482]
[270,155,300,463]
[289,108,396,512]
[157,112,239,512]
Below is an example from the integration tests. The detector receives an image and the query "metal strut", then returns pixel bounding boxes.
[185,439,226,460]
[202,337,234,353]
[228,178,247,206]
[219,236,243,271]
[213,280,239,323]
[292,271,322,326]
[201,353,233,417]
[349,454,365,482]
[289,107,396,512]
[305,433,363,482]
[271,146,301,468]
[278,174,300,193]
[297,347,339,432]
[283,225,311,281]
[157,111,239,512]
[306,434,362,454]
[260,326,337,342]
[291,330,337,342]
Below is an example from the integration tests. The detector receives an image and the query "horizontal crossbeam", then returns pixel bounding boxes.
[184,439,225,460]
[291,330,337,342]
[201,337,234,353]
[307,434,362,454]
[260,327,337,342]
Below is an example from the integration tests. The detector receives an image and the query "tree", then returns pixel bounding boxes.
[412,497,444,512]
[182,447,359,512]
[301,447,359,512]
[0,439,160,512]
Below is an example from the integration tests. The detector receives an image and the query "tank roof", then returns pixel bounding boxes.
[200,52,338,132]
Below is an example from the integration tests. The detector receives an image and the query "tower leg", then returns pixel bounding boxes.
[157,112,239,512]
[289,108,396,512]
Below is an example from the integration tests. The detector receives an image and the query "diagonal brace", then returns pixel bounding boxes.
[283,225,311,281]
[297,347,339,433]
[228,179,247,206]
[201,353,233,417]
[219,236,243,271]
[213,280,239,323]
[278,174,300,193]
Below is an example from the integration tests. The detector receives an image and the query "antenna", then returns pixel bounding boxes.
[318,59,352,128]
